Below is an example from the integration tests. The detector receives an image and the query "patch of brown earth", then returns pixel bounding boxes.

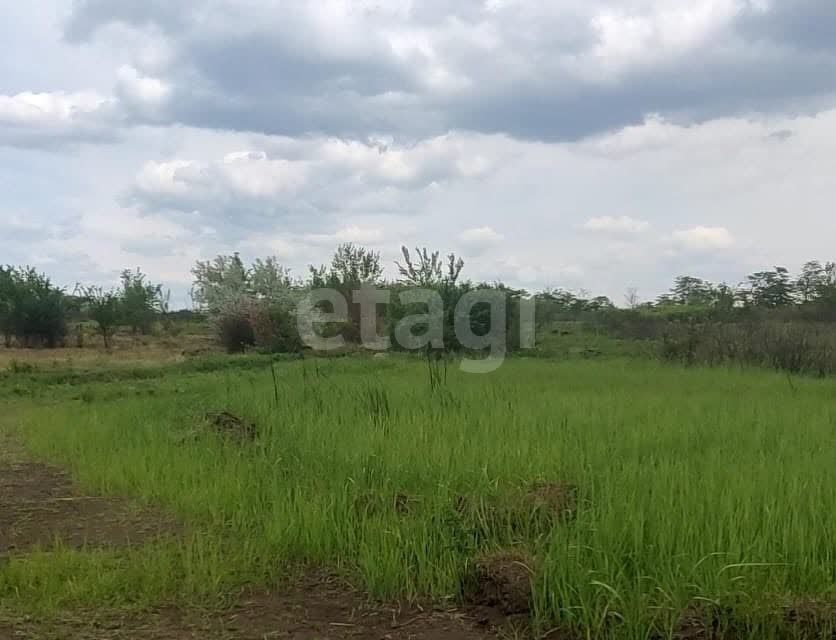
[672,600,835,640]
[522,482,578,520]
[465,550,534,616]
[204,411,258,441]
[0,572,503,640]
[0,432,178,555]
[673,604,724,639]
[782,599,836,640]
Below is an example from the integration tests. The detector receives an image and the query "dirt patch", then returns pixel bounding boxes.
[522,481,578,520]
[464,550,534,616]
[0,433,178,555]
[0,572,502,639]
[673,604,725,639]
[782,599,836,639]
[672,600,835,640]
[204,411,258,441]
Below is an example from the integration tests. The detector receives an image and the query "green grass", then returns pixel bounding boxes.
[3,356,835,638]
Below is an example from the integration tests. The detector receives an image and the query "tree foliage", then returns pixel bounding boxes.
[78,285,120,349]
[0,266,68,348]
[120,268,163,334]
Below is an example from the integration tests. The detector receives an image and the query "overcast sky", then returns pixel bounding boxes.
[2,0,835,306]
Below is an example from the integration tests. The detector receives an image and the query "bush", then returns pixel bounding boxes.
[0,267,68,348]
[660,321,835,376]
[216,310,256,354]
[249,303,303,353]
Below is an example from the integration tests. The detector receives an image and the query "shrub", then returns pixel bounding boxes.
[249,302,303,354]
[660,321,835,376]
[216,309,256,354]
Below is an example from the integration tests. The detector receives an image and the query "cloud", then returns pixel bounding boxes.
[767,129,794,142]
[115,65,172,118]
[672,226,735,251]
[126,133,495,236]
[0,90,120,148]
[4,2,836,306]
[56,0,836,141]
[583,215,649,234]
[303,225,386,247]
[458,226,504,253]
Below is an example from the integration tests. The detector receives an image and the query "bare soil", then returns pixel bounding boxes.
[0,432,178,554]
[0,432,504,639]
[465,550,535,616]
[0,572,503,639]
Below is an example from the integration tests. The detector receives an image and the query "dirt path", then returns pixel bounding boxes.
[0,572,508,639]
[0,430,178,554]
[0,427,507,639]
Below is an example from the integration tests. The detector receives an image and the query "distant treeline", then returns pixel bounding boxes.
[0,266,199,349]
[536,262,836,376]
[2,251,835,375]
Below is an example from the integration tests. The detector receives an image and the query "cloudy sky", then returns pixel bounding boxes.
[2,0,835,306]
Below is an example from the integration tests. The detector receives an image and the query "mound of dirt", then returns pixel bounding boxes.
[523,481,578,520]
[673,599,835,639]
[673,605,723,639]
[204,411,258,441]
[465,550,534,616]
[784,599,836,638]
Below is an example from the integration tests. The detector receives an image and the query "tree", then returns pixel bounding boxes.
[4,267,68,348]
[624,287,640,309]
[745,267,794,308]
[79,286,120,349]
[796,261,826,303]
[251,257,294,299]
[119,268,162,334]
[310,243,383,290]
[307,244,384,342]
[669,276,713,306]
[395,246,464,287]
[192,254,302,353]
[191,253,250,312]
[0,266,17,347]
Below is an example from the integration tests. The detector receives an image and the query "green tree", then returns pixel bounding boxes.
[0,266,17,347]
[79,285,121,349]
[745,267,795,308]
[191,253,250,312]
[119,268,162,334]
[9,267,68,347]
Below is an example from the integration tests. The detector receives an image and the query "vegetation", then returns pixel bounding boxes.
[4,249,836,379]
[0,266,68,348]
[1,356,834,639]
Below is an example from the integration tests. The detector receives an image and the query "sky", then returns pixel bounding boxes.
[1,0,835,307]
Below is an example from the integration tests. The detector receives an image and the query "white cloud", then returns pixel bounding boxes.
[4,0,836,307]
[459,226,503,246]
[54,0,836,142]
[672,225,735,250]
[304,225,386,246]
[115,65,172,114]
[127,133,497,231]
[583,215,649,234]
[0,90,119,147]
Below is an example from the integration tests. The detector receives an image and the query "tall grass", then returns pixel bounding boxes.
[4,358,835,638]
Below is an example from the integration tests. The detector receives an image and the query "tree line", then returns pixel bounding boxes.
[535,261,836,323]
[0,266,167,349]
[190,243,527,354]
[2,250,834,365]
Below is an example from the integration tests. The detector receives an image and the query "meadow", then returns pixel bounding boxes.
[1,353,834,638]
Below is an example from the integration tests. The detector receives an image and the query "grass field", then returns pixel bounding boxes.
[1,354,834,638]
